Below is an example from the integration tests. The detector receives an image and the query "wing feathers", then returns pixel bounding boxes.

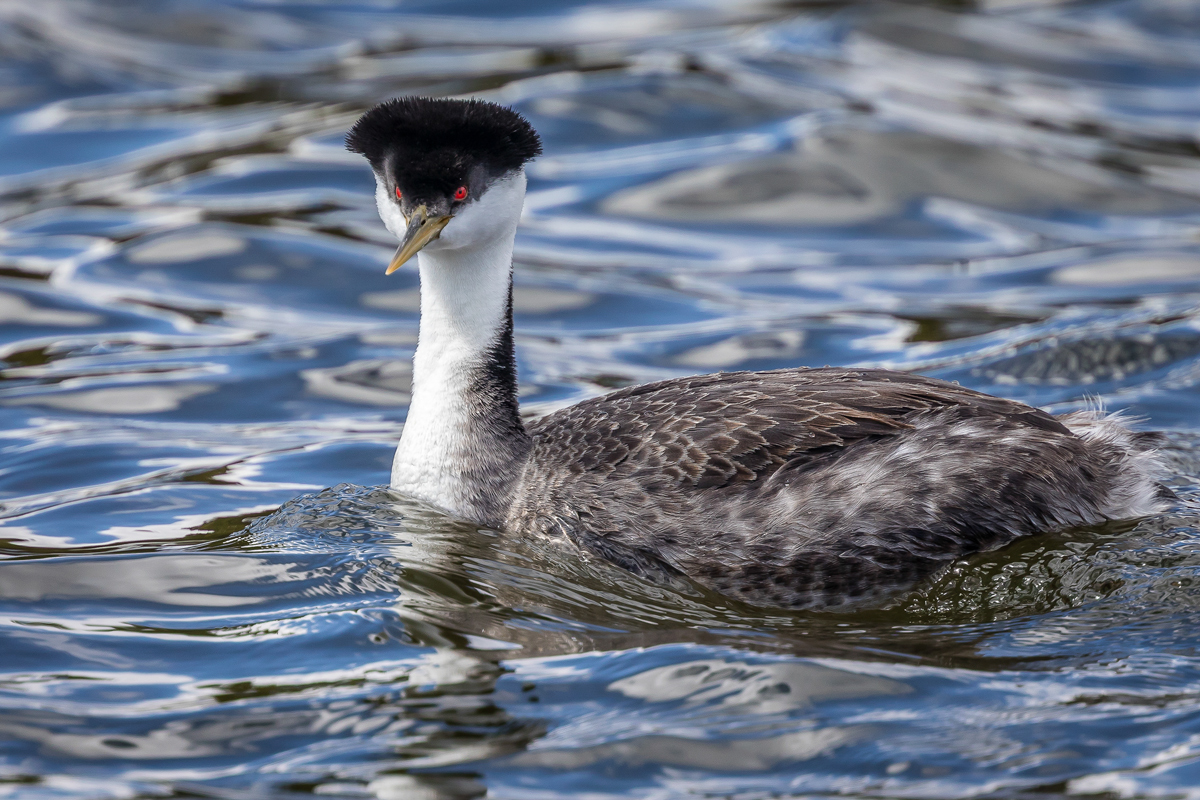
[529,367,1066,491]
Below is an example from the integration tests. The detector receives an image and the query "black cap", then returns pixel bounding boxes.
[346,97,542,198]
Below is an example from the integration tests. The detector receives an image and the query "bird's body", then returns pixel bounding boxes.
[513,370,1167,607]
[347,97,1171,609]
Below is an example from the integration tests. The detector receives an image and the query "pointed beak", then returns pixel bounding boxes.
[386,206,451,275]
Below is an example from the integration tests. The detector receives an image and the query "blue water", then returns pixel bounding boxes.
[4,0,1200,797]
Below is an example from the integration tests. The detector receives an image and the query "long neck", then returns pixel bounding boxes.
[391,234,531,527]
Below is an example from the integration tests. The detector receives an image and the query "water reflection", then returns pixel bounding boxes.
[607,124,1200,225]
[0,473,1198,795]
[2,0,1200,797]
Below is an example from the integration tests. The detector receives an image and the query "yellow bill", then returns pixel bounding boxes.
[387,207,451,274]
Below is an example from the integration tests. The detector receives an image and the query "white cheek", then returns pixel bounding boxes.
[374,175,407,239]
[433,171,526,251]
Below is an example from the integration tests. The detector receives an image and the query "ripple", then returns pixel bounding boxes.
[0,0,1199,797]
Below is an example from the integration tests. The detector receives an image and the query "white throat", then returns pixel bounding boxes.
[390,171,528,522]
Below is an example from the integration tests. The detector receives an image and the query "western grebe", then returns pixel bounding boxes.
[346,96,1171,609]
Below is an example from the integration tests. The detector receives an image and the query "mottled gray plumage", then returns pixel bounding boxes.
[352,96,1172,611]
[503,368,1170,609]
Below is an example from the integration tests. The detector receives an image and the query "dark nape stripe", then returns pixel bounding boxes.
[460,281,530,526]
[475,283,526,444]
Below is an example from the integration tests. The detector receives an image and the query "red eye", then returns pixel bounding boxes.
[453,186,468,201]
[394,187,402,200]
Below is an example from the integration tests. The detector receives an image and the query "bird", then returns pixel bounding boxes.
[345,96,1173,610]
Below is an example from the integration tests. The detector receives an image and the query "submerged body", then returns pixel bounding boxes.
[347,97,1171,609]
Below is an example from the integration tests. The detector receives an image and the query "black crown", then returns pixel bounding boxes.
[346,97,542,174]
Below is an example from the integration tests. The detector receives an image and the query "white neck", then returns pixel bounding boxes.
[390,171,530,525]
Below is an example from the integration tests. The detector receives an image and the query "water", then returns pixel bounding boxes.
[4,0,1200,796]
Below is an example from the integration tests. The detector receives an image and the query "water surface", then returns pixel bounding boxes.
[3,0,1200,797]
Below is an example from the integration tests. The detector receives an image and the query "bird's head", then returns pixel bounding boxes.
[346,97,542,274]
